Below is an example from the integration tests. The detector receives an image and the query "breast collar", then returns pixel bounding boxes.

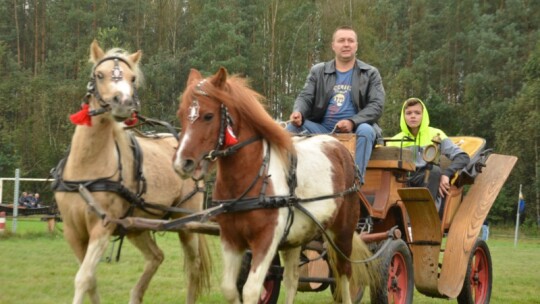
[51,133,148,217]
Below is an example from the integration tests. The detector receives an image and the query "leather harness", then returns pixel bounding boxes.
[51,133,201,221]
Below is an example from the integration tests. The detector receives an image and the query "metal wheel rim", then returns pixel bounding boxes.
[387,251,409,303]
[470,246,489,304]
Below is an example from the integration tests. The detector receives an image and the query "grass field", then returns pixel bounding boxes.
[1,217,539,303]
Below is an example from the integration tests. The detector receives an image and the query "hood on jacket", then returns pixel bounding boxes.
[389,98,446,147]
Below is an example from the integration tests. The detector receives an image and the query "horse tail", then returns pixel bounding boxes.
[189,233,213,298]
[350,233,379,290]
[326,232,376,301]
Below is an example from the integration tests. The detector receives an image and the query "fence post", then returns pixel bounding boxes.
[12,168,20,233]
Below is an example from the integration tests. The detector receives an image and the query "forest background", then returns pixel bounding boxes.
[0,0,538,228]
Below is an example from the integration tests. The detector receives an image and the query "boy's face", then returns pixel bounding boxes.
[404,103,423,129]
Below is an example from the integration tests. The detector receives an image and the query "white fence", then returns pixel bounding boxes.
[0,177,51,204]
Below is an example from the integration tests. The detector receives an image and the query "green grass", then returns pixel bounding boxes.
[1,218,539,303]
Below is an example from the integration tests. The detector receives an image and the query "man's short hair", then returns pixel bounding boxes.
[332,25,357,41]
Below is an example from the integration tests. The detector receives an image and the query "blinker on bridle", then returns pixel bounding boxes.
[85,56,140,116]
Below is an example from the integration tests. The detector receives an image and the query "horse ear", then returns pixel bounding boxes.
[128,50,142,65]
[187,69,203,86]
[210,67,228,89]
[90,39,105,63]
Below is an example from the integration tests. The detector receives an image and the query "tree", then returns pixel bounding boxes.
[493,41,540,226]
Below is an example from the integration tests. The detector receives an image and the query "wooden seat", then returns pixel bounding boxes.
[333,134,414,220]
[333,134,415,171]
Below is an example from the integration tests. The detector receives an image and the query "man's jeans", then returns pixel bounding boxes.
[286,120,375,184]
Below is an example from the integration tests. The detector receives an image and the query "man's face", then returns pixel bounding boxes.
[332,29,358,61]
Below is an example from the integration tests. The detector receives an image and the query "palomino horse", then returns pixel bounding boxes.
[173,68,372,304]
[54,41,211,304]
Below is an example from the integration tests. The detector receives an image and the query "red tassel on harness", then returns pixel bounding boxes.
[70,103,92,126]
[224,125,238,147]
[124,112,138,126]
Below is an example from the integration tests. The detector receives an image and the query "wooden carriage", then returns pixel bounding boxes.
[322,134,517,303]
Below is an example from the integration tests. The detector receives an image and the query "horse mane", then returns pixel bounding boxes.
[186,74,294,163]
[89,47,145,88]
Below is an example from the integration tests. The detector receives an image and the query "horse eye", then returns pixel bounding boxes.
[203,113,214,121]
[96,72,104,80]
[131,76,136,83]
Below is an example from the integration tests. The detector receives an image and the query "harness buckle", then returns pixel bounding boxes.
[206,150,218,162]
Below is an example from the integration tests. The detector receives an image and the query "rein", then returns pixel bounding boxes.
[125,113,180,140]
[204,136,262,161]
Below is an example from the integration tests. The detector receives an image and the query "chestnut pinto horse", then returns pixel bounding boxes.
[174,68,372,304]
[54,41,210,304]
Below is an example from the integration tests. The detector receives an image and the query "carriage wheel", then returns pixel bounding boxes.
[457,239,492,304]
[236,251,282,304]
[370,239,414,304]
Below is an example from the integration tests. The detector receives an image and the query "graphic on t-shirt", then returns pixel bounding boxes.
[334,93,345,107]
[322,69,356,130]
[334,84,351,107]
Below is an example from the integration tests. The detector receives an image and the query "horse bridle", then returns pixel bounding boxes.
[85,56,141,116]
[188,79,262,164]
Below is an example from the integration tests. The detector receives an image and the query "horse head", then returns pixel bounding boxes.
[87,40,142,122]
[174,68,233,180]
[174,67,293,181]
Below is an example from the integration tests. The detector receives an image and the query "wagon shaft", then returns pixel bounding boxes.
[107,216,221,235]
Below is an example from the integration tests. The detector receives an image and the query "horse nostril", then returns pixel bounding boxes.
[182,159,196,173]
[113,95,120,104]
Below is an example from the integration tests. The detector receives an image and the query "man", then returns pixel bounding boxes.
[287,25,385,184]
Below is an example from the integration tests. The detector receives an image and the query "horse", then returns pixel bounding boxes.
[53,40,211,304]
[173,67,373,304]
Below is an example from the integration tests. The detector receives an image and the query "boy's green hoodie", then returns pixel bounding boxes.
[387,98,469,178]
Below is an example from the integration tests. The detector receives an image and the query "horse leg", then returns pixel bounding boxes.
[338,274,352,304]
[279,247,302,304]
[178,230,211,304]
[72,228,111,304]
[242,244,282,304]
[328,231,355,304]
[126,231,164,304]
[220,246,244,304]
[63,226,89,262]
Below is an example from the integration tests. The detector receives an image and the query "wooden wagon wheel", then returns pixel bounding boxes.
[457,239,492,304]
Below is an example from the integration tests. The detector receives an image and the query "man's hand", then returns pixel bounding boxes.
[289,111,303,127]
[439,175,451,197]
[335,120,354,133]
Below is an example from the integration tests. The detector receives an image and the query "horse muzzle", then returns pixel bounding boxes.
[110,95,139,121]
[173,157,208,181]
